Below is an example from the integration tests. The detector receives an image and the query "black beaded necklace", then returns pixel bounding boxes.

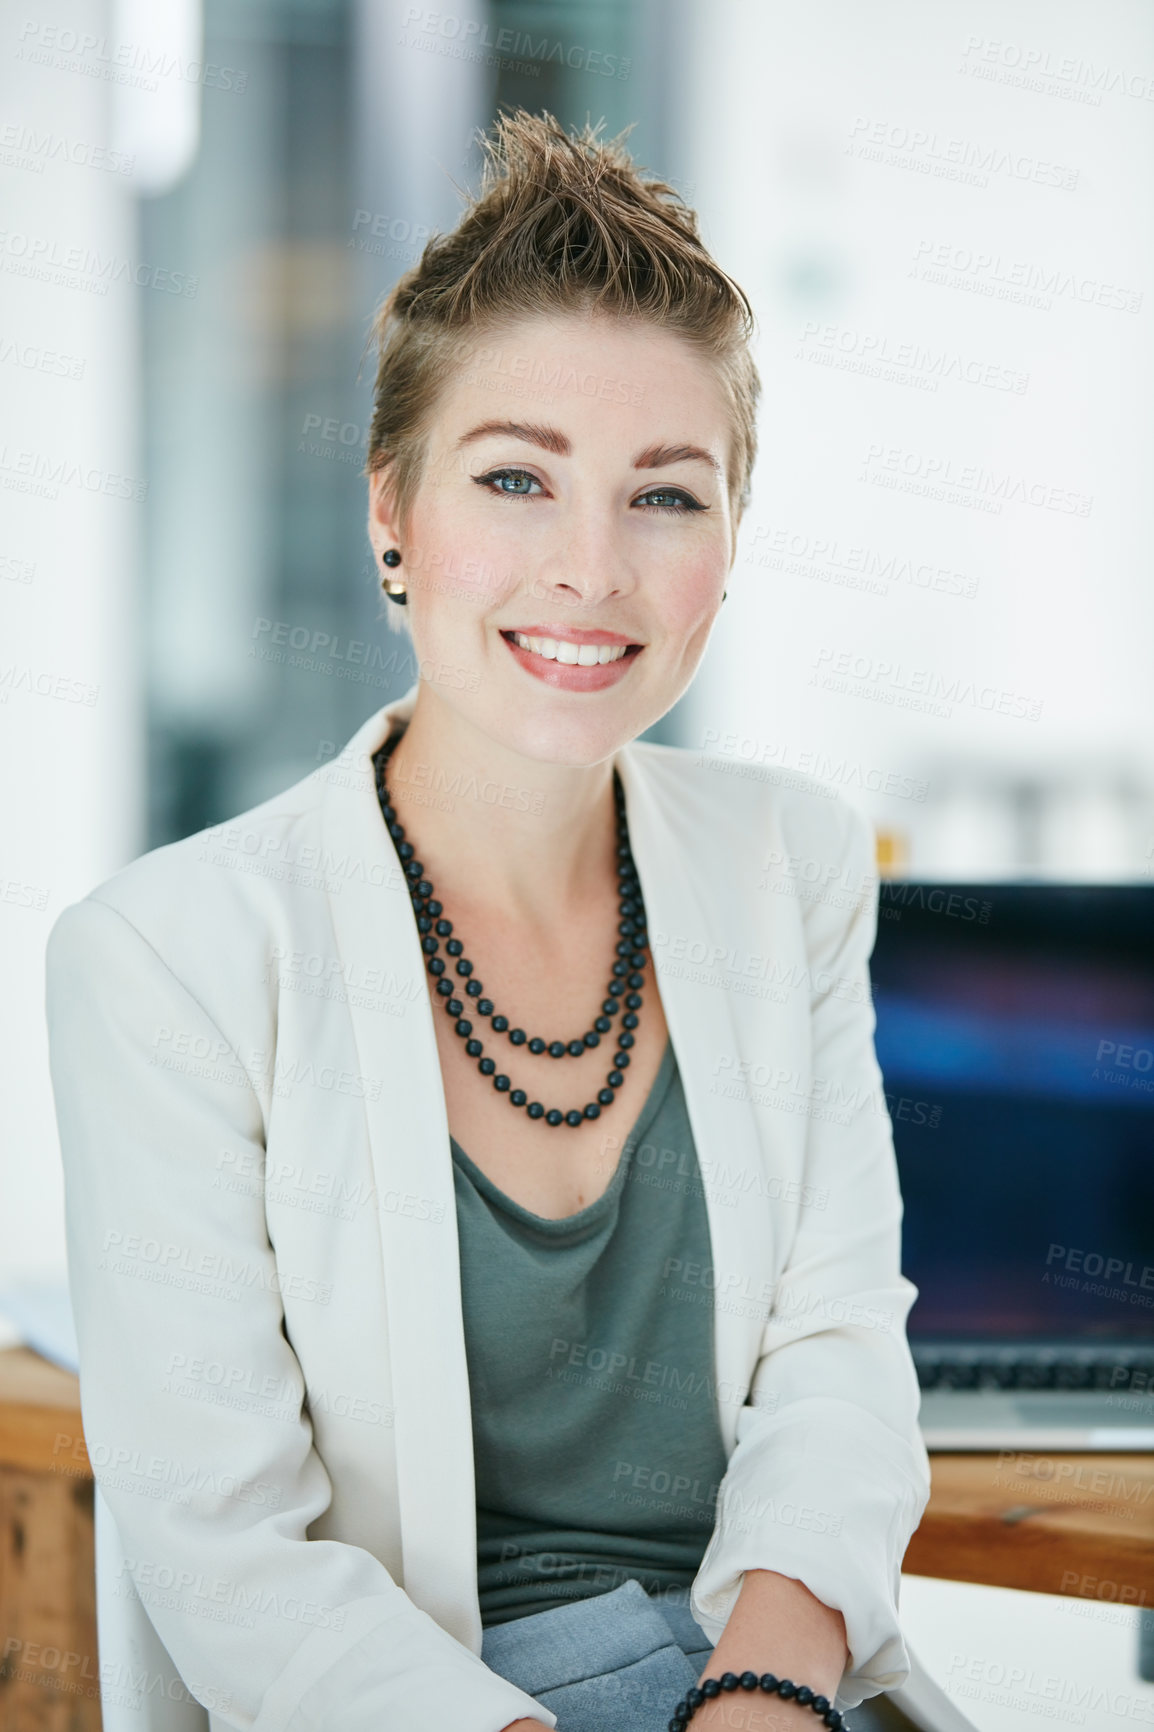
[372,730,650,1128]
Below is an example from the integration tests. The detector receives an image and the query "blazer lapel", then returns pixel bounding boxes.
[616,743,776,1456]
[321,689,483,1647]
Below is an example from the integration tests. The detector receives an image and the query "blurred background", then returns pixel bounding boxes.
[2,0,1153,1723]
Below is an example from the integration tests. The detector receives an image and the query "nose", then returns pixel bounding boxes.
[529,503,637,610]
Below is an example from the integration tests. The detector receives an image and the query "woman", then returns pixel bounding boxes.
[46,111,931,1732]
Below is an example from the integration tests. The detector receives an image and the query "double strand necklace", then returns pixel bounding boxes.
[372,731,650,1127]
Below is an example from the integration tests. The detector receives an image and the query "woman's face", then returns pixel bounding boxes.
[368,312,739,768]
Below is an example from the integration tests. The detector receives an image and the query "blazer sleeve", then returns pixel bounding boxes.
[45,895,556,1732]
[688,798,932,1709]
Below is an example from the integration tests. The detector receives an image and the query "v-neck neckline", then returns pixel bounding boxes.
[450,1035,677,1232]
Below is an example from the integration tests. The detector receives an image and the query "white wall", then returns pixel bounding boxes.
[1,0,144,1281]
[680,0,1154,877]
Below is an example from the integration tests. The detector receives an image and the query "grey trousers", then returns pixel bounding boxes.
[480,1577,715,1731]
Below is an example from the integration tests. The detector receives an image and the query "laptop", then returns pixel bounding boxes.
[870,882,1154,1450]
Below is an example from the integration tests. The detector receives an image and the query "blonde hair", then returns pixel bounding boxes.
[363,108,759,543]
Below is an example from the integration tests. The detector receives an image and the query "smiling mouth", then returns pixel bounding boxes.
[500,631,643,666]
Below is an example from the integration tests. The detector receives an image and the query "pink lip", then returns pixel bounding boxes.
[503,624,640,646]
[501,631,643,692]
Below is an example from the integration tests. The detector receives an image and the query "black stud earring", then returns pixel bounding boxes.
[381,548,407,605]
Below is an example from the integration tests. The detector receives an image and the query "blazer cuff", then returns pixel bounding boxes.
[251,1592,556,1732]
[688,1401,929,1709]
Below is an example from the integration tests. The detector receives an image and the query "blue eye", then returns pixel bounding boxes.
[636,488,705,513]
[474,468,542,497]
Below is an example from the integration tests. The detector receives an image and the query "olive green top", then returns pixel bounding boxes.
[450,1038,729,1627]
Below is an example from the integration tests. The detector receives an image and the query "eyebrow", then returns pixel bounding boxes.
[453,420,722,477]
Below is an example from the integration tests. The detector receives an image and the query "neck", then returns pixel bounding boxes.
[383,687,623,925]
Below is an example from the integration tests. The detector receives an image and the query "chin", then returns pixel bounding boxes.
[490,697,650,769]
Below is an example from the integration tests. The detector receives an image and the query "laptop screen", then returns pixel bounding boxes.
[869,884,1154,1345]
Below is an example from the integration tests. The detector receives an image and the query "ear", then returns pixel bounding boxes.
[367,464,402,560]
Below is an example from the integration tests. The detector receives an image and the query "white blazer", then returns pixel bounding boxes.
[45,685,931,1732]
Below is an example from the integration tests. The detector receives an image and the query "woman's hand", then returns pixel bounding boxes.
[499,1719,552,1730]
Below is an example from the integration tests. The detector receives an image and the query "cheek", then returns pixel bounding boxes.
[662,546,725,617]
[406,499,521,632]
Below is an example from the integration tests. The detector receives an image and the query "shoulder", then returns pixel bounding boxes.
[48,697,404,973]
[46,753,337,992]
[624,737,871,866]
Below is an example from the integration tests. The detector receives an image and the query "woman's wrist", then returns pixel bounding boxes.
[684,1569,848,1731]
[700,1568,847,1686]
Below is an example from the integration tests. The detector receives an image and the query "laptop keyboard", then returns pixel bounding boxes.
[913,1347,1154,1392]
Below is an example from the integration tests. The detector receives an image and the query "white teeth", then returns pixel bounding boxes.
[511,632,630,665]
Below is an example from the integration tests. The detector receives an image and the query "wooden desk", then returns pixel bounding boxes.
[905,1449,1154,1606]
[2,1345,1152,1727]
[0,1347,98,1730]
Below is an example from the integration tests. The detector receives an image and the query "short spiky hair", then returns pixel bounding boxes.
[363,109,759,542]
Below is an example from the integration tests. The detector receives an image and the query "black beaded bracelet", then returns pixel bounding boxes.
[669,1671,849,1732]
